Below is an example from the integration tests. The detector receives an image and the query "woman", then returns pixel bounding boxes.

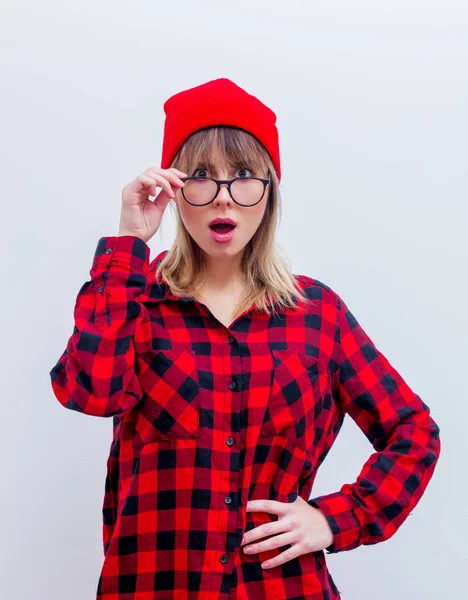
[49,78,441,600]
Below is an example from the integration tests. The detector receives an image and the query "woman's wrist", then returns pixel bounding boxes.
[118,230,148,243]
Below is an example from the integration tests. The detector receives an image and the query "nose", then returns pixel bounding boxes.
[214,182,232,204]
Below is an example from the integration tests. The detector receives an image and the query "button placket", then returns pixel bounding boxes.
[95,247,113,295]
[94,272,109,330]
[222,336,237,571]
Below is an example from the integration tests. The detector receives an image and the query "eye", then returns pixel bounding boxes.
[193,168,210,178]
[192,167,254,179]
[236,167,254,179]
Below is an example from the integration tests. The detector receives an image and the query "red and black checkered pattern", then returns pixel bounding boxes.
[49,235,441,600]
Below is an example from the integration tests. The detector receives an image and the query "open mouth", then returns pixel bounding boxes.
[210,223,236,234]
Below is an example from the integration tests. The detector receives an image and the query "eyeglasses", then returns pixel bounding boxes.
[179,172,271,207]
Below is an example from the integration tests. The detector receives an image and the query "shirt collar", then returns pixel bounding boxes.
[141,249,283,313]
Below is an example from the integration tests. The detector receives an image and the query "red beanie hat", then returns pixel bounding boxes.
[160,78,281,182]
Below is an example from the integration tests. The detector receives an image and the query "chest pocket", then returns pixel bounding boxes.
[132,348,200,448]
[260,349,330,453]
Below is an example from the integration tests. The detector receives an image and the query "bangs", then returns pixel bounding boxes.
[178,126,270,177]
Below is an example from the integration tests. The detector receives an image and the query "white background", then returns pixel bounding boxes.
[1,1,466,598]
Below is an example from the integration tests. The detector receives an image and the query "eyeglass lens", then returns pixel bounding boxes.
[183,178,265,206]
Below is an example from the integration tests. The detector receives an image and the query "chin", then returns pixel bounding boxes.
[204,244,243,258]
[192,237,245,258]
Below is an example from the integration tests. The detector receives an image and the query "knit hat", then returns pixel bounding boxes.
[160,78,281,182]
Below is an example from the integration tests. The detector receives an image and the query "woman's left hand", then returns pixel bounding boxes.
[241,496,335,569]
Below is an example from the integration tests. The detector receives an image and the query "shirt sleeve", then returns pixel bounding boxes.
[308,292,441,553]
[49,235,151,418]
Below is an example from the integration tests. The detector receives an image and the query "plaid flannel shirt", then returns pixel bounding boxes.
[49,235,441,600]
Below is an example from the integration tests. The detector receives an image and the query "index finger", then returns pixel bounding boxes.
[169,167,188,176]
[245,499,289,515]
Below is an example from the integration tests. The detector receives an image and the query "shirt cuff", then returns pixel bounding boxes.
[90,235,150,277]
[88,236,151,330]
[308,491,362,553]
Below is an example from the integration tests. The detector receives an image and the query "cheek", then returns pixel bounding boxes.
[246,204,267,234]
[178,201,201,231]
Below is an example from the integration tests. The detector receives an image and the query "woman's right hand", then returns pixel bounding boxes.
[118,167,187,243]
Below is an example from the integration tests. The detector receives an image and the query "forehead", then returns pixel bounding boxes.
[193,146,250,173]
[190,143,265,175]
[193,150,257,170]
[195,160,240,172]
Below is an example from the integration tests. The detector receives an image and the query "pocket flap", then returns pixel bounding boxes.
[261,348,328,452]
[132,348,200,447]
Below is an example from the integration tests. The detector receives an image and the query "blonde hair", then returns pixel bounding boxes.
[155,125,308,320]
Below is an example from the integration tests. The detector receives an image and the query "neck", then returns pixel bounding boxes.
[198,252,246,295]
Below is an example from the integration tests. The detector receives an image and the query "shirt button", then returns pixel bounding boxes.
[227,337,234,344]
[224,496,232,505]
[229,381,236,390]
[98,285,104,293]
[105,248,112,254]
[226,437,234,446]
[220,554,228,564]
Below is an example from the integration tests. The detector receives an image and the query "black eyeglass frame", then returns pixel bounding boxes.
[179,172,271,207]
